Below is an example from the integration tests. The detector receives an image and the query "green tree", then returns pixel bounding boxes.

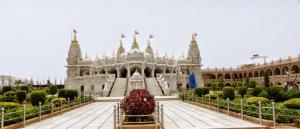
[30,90,46,106]
[16,90,26,103]
[238,86,247,98]
[218,76,225,90]
[244,76,250,87]
[248,80,257,88]
[264,72,270,87]
[222,86,235,100]
[49,85,58,96]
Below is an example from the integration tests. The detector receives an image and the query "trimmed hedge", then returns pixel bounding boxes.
[52,97,66,106]
[30,90,46,106]
[246,97,269,105]
[222,86,235,100]
[204,93,218,100]
[20,86,30,93]
[0,102,19,109]
[16,90,26,103]
[194,87,209,97]
[238,86,247,98]
[283,98,300,109]
[251,87,263,96]
[49,85,57,95]
[2,86,12,94]
[2,91,16,102]
[58,89,78,100]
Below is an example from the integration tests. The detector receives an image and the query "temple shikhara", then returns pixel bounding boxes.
[65,30,203,96]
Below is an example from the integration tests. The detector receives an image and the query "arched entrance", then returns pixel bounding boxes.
[108,68,117,78]
[130,65,142,76]
[154,68,163,77]
[144,67,152,78]
[119,67,127,78]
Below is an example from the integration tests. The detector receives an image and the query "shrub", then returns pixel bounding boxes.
[0,102,19,109]
[204,93,218,99]
[211,82,219,91]
[58,89,66,98]
[16,90,26,103]
[2,86,12,94]
[283,98,300,109]
[20,86,30,93]
[58,89,78,100]
[248,80,257,88]
[121,89,155,115]
[251,87,263,96]
[266,86,285,102]
[2,91,16,102]
[285,89,300,100]
[222,86,235,100]
[246,97,269,105]
[30,90,46,106]
[52,97,66,106]
[238,86,247,98]
[258,90,269,98]
[194,87,209,97]
[49,85,57,95]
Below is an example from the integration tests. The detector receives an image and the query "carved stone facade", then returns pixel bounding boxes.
[202,56,300,87]
[65,30,203,95]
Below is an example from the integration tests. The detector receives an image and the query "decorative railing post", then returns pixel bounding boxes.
[39,102,41,121]
[227,98,230,115]
[113,105,116,129]
[67,98,70,108]
[1,108,4,129]
[161,104,164,129]
[241,99,243,120]
[208,95,211,109]
[23,104,26,127]
[258,101,262,125]
[217,96,220,111]
[51,100,54,117]
[272,102,276,128]
[60,99,63,114]
[157,102,160,122]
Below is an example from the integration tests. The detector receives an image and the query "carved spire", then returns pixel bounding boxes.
[117,40,126,56]
[131,35,140,50]
[188,33,201,64]
[67,29,82,65]
[145,40,154,55]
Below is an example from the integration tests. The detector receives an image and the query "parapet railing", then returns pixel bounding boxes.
[0,97,93,129]
[180,92,300,128]
[113,102,164,129]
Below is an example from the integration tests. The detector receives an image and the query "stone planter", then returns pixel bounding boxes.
[117,124,160,129]
[117,114,161,129]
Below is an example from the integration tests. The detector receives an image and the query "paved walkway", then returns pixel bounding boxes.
[160,101,264,129]
[23,102,116,129]
[23,101,264,129]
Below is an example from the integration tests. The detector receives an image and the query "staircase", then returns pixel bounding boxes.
[109,78,127,97]
[145,78,163,96]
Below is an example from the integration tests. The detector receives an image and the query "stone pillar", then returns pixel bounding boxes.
[163,65,166,76]
[152,68,155,78]
[141,67,145,78]
[127,67,130,78]
[117,68,120,78]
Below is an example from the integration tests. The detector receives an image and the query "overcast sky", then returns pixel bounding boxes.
[0,0,300,82]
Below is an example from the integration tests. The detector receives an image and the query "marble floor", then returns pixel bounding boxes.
[23,101,265,129]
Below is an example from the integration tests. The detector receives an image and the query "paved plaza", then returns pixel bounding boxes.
[23,101,264,129]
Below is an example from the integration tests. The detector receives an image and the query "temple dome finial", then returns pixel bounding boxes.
[145,40,154,55]
[72,29,77,41]
[131,35,140,50]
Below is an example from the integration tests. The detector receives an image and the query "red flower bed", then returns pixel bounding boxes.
[121,89,156,115]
